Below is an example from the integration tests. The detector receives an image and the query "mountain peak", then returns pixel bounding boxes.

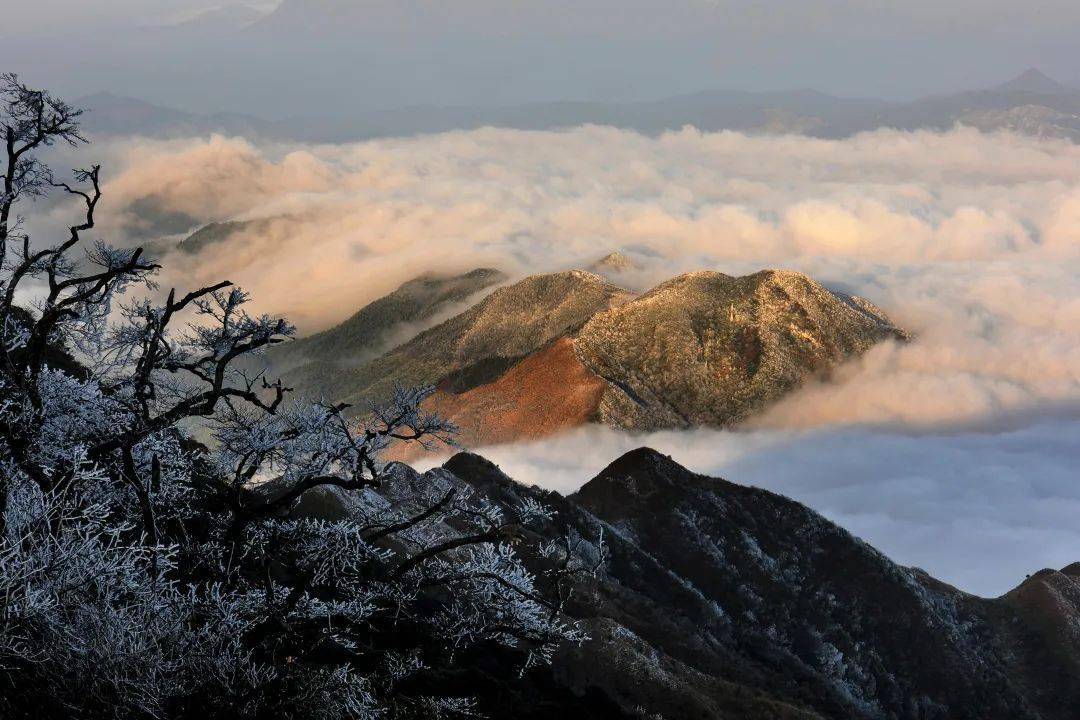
[586,251,639,275]
[995,68,1076,95]
[597,446,685,478]
[403,266,504,288]
[479,269,631,309]
[574,267,905,430]
[1061,562,1080,578]
[571,446,700,510]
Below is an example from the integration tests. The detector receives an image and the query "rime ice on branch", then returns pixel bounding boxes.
[0,74,594,720]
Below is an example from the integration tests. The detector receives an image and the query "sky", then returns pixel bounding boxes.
[3,0,1080,114]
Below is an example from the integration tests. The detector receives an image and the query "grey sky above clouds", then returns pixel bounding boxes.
[3,1,1080,114]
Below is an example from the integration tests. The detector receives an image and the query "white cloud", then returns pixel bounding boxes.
[81,126,1080,429]
[40,124,1080,595]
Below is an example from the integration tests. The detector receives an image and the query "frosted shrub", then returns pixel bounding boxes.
[0,74,588,719]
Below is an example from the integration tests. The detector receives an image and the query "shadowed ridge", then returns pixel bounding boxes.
[570,446,696,506]
[294,265,508,358]
[260,266,509,392]
[285,447,1080,719]
[442,451,518,492]
[1060,562,1080,578]
[998,563,1080,713]
[437,448,837,719]
[565,447,1073,719]
[591,445,684,478]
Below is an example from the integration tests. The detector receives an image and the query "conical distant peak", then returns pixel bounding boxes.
[996,68,1074,94]
[586,251,640,275]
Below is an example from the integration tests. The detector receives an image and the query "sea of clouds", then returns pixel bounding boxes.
[36,124,1080,596]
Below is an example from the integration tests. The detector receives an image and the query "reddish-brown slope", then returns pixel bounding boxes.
[389,338,605,462]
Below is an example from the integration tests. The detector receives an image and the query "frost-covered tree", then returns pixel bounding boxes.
[0,75,591,719]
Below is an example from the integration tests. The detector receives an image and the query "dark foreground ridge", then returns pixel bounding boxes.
[301,447,1080,719]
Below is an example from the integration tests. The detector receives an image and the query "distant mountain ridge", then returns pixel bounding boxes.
[75,93,271,140]
[78,69,1080,143]
[994,68,1079,96]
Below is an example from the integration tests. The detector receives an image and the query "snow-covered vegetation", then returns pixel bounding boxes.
[0,75,588,719]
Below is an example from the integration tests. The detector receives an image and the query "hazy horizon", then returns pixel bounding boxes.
[4,0,1080,117]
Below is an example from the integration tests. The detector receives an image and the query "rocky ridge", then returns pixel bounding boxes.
[575,269,906,430]
[273,264,906,452]
[296,447,1080,719]
[261,267,508,385]
[329,269,632,407]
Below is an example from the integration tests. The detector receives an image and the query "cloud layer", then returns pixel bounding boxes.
[427,418,1080,597]
[86,126,1080,427]
[50,125,1080,594]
